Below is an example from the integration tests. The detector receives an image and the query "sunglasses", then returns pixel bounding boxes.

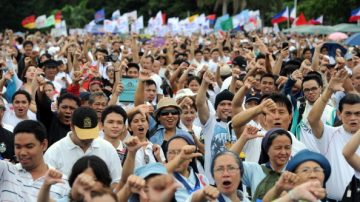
[159,109,180,116]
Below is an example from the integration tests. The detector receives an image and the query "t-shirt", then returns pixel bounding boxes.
[317,125,360,200]
[3,106,37,127]
[150,73,164,95]
[0,127,14,160]
[134,141,166,169]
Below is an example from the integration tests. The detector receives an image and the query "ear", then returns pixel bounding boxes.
[42,139,48,151]
[336,110,342,121]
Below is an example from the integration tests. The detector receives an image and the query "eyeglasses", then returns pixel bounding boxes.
[303,86,319,94]
[296,167,324,174]
[159,109,180,116]
[343,111,360,117]
[214,166,239,174]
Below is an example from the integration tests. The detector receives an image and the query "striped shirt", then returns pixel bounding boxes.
[0,161,70,202]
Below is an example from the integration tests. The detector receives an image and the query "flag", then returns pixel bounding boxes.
[55,11,62,24]
[207,14,216,25]
[294,12,308,26]
[94,8,105,23]
[271,7,289,24]
[349,7,360,22]
[104,19,116,33]
[35,15,47,29]
[21,15,36,29]
[162,13,166,25]
[45,15,55,27]
[125,10,137,22]
[290,7,296,20]
[132,16,144,33]
[309,15,323,25]
[188,14,199,23]
[112,10,120,20]
[220,17,233,31]
[214,14,229,30]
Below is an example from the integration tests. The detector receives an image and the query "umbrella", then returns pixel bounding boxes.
[328,32,348,41]
[322,42,347,58]
[344,33,360,46]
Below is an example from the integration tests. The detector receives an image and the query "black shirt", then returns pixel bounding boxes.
[0,127,14,160]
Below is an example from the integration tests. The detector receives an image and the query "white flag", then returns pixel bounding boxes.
[104,19,116,33]
[112,10,121,20]
[36,15,47,29]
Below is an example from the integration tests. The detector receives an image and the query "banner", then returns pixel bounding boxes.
[35,15,47,29]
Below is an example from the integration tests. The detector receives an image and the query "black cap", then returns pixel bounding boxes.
[71,107,99,140]
[39,59,61,68]
[214,90,234,110]
[232,56,247,70]
[245,92,261,103]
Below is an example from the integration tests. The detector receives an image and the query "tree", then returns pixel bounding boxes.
[62,0,94,28]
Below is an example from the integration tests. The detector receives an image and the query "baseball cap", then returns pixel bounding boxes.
[232,56,247,69]
[72,107,99,140]
[245,92,261,103]
[135,163,168,179]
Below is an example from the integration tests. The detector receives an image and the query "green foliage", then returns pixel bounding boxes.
[0,0,358,31]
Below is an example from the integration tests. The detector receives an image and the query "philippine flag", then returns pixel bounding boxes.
[272,7,289,24]
[349,7,360,22]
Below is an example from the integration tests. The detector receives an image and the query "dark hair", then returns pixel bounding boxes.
[127,111,149,137]
[211,151,244,177]
[144,79,157,88]
[145,55,154,63]
[211,48,219,54]
[13,120,47,142]
[20,65,36,82]
[260,73,276,83]
[12,90,31,103]
[44,81,56,90]
[101,105,128,124]
[127,63,140,72]
[68,155,112,188]
[302,48,311,55]
[256,53,266,61]
[88,92,108,105]
[259,129,293,164]
[57,93,81,107]
[260,93,292,115]
[187,76,201,86]
[23,40,33,47]
[339,94,360,112]
[194,49,203,55]
[301,74,324,90]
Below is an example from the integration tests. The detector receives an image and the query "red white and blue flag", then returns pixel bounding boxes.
[309,15,323,25]
[94,8,105,23]
[271,7,289,24]
[349,7,360,22]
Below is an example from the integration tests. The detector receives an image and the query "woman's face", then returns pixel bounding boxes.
[213,154,241,196]
[129,113,149,139]
[106,66,114,79]
[188,80,200,93]
[158,107,180,130]
[267,135,292,169]
[166,138,190,173]
[25,66,36,81]
[82,167,104,190]
[294,161,325,186]
[44,84,55,99]
[180,106,197,127]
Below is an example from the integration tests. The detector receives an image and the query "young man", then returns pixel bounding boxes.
[44,107,122,186]
[36,92,80,146]
[0,97,14,160]
[141,55,163,102]
[100,105,128,162]
[195,71,234,183]
[0,120,69,201]
[259,73,277,95]
[308,69,360,201]
[3,90,37,127]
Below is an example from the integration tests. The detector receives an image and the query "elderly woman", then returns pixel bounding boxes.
[263,149,330,202]
[187,151,250,202]
[149,97,193,154]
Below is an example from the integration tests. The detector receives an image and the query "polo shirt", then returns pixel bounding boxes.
[0,161,70,202]
[44,132,122,184]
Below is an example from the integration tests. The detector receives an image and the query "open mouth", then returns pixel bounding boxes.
[222,180,232,187]
[138,127,145,132]
[274,122,282,127]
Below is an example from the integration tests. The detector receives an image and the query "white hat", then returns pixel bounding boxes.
[175,88,196,101]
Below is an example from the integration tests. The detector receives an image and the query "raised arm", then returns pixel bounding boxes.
[308,69,348,138]
[165,145,202,173]
[311,42,323,72]
[195,71,213,125]
[37,169,64,202]
[343,129,360,171]
[272,48,287,76]
[230,125,264,154]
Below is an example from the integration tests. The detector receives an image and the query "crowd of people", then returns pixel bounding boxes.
[0,28,359,202]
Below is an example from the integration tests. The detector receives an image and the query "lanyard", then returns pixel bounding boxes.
[173,172,200,194]
[218,194,226,202]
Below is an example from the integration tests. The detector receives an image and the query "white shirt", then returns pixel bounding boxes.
[134,141,166,169]
[316,125,360,200]
[150,73,163,95]
[0,161,69,202]
[44,132,122,184]
[3,105,37,127]
[220,76,232,92]
[174,168,208,201]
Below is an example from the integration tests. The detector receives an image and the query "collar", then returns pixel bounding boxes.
[64,131,99,150]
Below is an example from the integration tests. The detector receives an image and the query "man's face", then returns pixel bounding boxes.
[260,77,276,95]
[338,103,360,134]
[58,99,78,125]
[13,94,30,118]
[304,51,312,60]
[90,96,108,120]
[44,67,58,81]
[142,58,153,71]
[195,52,202,62]
[302,80,322,104]
[352,68,360,93]
[144,84,156,102]
[15,133,47,171]
[153,60,161,74]
[203,51,210,60]
[264,102,292,130]
[211,51,220,61]
[256,58,266,73]
[102,112,126,139]
[127,67,139,78]
[216,100,232,122]
[24,44,33,56]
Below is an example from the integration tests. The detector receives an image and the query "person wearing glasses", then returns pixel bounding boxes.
[148,97,193,155]
[263,149,330,202]
[187,151,250,202]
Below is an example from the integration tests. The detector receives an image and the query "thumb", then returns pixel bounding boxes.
[138,189,148,200]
